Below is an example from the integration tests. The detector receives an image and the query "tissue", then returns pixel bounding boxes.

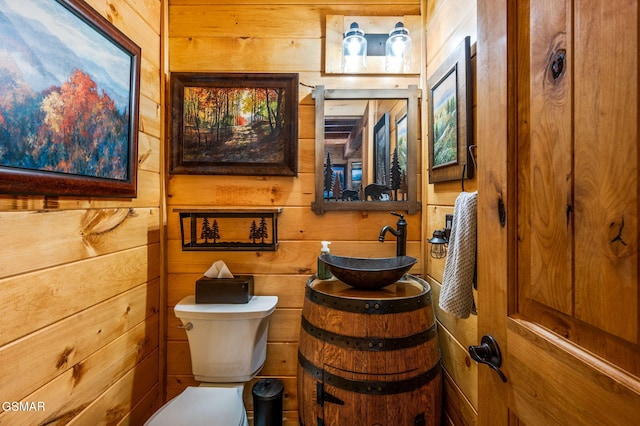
[204,260,234,279]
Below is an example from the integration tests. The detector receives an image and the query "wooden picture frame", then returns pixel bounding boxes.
[373,112,390,185]
[170,73,299,176]
[0,0,141,197]
[427,36,473,184]
[396,110,408,175]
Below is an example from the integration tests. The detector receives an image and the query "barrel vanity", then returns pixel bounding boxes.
[297,274,442,425]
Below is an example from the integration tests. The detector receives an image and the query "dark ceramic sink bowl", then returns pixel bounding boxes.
[319,254,418,289]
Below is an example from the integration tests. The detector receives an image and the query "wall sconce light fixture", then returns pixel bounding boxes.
[342,22,367,73]
[429,214,453,259]
[341,21,412,73]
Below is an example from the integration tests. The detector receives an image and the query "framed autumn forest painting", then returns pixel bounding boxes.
[0,0,141,197]
[170,73,299,176]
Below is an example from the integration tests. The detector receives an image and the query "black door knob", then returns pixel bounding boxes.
[468,335,508,382]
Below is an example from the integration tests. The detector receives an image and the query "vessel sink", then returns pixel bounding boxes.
[319,254,418,289]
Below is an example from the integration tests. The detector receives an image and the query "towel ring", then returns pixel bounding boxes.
[461,145,478,192]
[461,163,467,192]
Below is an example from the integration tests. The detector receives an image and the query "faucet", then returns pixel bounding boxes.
[378,212,407,257]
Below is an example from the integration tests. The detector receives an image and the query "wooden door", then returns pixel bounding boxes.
[476,1,640,425]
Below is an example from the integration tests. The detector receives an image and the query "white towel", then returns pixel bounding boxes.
[439,191,477,318]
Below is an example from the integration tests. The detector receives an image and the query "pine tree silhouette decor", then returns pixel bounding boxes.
[332,176,342,200]
[323,152,334,199]
[249,218,269,243]
[258,217,269,242]
[200,218,221,243]
[179,209,281,251]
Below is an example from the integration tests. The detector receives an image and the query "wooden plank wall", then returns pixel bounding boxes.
[423,1,479,425]
[0,0,163,424]
[166,0,422,424]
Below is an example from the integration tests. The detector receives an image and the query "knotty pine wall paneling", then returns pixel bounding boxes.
[167,1,421,424]
[0,0,164,424]
[423,0,479,425]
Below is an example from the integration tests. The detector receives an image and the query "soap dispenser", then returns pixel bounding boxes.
[317,241,332,280]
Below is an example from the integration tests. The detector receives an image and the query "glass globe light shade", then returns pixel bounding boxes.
[342,22,367,73]
[385,22,412,73]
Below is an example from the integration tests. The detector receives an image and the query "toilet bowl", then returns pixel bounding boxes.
[145,295,278,425]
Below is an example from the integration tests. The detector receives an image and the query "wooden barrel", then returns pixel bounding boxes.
[297,275,442,426]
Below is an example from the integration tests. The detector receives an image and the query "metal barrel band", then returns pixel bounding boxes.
[301,316,437,351]
[305,278,431,314]
[298,351,441,396]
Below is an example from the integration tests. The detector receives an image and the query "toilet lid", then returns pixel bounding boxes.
[145,387,245,426]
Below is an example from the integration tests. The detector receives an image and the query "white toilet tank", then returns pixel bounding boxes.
[175,295,278,382]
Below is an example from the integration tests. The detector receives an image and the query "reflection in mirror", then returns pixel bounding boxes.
[311,86,420,214]
[324,98,407,201]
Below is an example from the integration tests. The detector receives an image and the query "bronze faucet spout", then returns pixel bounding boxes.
[379,225,399,240]
[378,212,407,257]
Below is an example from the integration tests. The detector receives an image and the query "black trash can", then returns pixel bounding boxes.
[252,378,284,426]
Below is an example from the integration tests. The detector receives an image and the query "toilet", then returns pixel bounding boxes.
[145,294,278,426]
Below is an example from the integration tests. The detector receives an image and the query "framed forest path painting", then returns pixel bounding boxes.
[170,73,298,176]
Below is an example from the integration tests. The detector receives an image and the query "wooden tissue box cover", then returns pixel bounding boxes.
[195,275,254,304]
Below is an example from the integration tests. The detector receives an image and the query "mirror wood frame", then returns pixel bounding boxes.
[311,85,421,215]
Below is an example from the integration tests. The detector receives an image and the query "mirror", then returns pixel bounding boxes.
[311,85,420,214]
